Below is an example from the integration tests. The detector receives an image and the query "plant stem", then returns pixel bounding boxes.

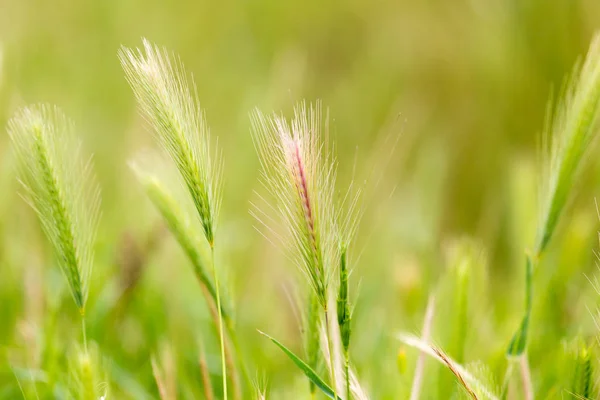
[344,353,350,400]
[81,312,88,355]
[410,294,436,400]
[211,246,228,399]
[324,309,339,400]
[500,360,514,400]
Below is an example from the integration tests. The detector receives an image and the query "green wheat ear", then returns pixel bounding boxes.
[8,105,101,315]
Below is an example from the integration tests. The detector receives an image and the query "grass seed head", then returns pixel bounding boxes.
[119,39,222,247]
[251,101,344,307]
[8,105,100,314]
[537,33,600,254]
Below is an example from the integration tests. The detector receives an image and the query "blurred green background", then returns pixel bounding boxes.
[2,0,600,398]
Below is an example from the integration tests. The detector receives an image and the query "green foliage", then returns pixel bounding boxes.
[5,3,600,400]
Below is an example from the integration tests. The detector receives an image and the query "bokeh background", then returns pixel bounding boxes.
[2,0,600,398]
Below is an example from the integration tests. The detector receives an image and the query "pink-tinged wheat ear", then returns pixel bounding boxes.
[287,138,323,277]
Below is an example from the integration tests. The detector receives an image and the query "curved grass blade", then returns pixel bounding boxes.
[257,330,340,400]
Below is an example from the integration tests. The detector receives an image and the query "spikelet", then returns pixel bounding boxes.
[119,38,222,247]
[8,105,100,314]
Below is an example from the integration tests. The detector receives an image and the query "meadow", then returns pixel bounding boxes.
[2,1,600,399]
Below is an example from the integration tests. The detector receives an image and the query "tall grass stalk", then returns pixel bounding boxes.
[252,102,362,398]
[119,39,228,398]
[8,105,100,353]
[507,32,600,396]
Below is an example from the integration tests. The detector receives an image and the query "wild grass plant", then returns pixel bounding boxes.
[5,19,600,400]
[251,102,360,399]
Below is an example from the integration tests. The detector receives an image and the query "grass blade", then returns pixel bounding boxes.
[258,330,340,400]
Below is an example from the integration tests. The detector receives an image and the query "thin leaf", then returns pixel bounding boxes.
[258,330,340,400]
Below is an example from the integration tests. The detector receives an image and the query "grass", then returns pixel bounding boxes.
[4,11,600,400]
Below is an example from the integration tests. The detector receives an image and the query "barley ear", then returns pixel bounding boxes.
[8,105,101,315]
[251,102,337,308]
[119,39,222,247]
[536,33,600,254]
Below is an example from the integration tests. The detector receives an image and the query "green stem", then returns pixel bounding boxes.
[81,312,88,355]
[211,247,228,399]
[344,352,350,400]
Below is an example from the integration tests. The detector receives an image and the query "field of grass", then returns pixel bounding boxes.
[2,1,600,399]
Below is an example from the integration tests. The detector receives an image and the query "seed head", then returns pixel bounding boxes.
[119,39,222,247]
[8,105,100,314]
[537,33,600,254]
[251,101,339,307]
